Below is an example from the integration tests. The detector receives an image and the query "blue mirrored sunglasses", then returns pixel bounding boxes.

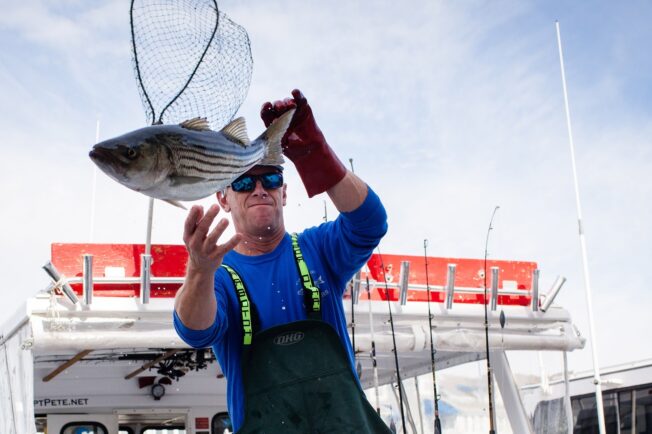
[230,172,284,192]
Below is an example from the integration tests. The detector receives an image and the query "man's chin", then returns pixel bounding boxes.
[249,216,283,233]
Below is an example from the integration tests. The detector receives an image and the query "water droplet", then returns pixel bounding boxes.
[258,236,262,240]
[281,306,286,310]
[266,226,271,230]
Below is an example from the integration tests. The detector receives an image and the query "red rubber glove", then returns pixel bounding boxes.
[260,89,347,198]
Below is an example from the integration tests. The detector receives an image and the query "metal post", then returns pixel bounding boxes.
[414,376,424,434]
[398,261,410,305]
[531,269,540,312]
[82,254,93,306]
[140,254,152,304]
[492,350,535,433]
[145,197,154,256]
[42,261,79,305]
[445,264,456,310]
[563,351,573,434]
[540,276,567,313]
[490,266,499,311]
[398,380,418,434]
[352,271,361,305]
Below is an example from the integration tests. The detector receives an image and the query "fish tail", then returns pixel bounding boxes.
[255,108,295,166]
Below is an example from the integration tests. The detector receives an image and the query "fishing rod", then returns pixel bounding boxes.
[423,239,442,434]
[366,275,381,414]
[350,274,357,370]
[483,206,500,434]
[377,247,407,434]
[348,158,357,371]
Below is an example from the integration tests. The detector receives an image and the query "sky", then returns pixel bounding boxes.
[1,0,651,381]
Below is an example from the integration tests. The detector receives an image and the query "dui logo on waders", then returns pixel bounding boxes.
[273,331,305,346]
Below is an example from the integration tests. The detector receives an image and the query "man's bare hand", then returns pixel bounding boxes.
[183,204,241,274]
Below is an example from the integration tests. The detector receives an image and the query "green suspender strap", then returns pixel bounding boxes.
[221,264,258,346]
[290,233,321,318]
[221,234,320,345]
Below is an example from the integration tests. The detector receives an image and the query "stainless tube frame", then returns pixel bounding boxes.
[490,266,499,311]
[540,276,567,312]
[140,254,152,304]
[352,271,361,305]
[42,261,79,305]
[531,269,540,312]
[82,254,93,306]
[398,261,410,305]
[445,264,456,310]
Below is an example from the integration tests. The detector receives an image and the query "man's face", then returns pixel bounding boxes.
[217,166,287,236]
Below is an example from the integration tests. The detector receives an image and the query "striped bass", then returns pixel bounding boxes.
[89,109,294,208]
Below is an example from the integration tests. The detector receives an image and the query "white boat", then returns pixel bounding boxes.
[1,242,586,433]
[522,358,652,433]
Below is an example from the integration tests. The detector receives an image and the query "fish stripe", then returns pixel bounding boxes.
[177,154,262,173]
[175,149,264,170]
[178,154,249,170]
[178,164,244,177]
[173,143,262,160]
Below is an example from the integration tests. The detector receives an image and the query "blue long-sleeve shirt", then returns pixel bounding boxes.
[173,187,387,430]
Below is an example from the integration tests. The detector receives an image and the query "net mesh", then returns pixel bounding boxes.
[130,0,252,128]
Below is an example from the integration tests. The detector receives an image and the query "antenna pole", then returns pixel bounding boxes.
[145,198,154,255]
[556,21,606,434]
[90,119,100,241]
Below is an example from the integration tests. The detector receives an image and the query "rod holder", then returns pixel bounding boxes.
[140,254,152,304]
[351,271,361,305]
[490,266,499,311]
[42,261,79,305]
[531,269,540,312]
[540,275,566,312]
[82,254,93,306]
[445,264,456,310]
[398,261,410,305]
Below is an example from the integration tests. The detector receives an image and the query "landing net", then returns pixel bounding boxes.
[130,0,253,127]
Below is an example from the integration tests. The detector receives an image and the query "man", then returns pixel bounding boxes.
[174,90,390,433]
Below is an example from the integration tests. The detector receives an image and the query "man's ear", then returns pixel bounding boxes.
[282,184,287,206]
[216,190,230,212]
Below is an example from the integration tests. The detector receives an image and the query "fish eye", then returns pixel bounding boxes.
[126,148,138,159]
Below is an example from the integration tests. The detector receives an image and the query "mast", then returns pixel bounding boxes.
[555,20,606,434]
[90,119,100,242]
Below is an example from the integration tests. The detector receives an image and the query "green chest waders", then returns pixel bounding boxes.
[222,234,391,434]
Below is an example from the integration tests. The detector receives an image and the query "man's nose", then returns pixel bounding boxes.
[251,179,268,196]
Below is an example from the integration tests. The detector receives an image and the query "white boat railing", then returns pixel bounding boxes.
[43,254,568,315]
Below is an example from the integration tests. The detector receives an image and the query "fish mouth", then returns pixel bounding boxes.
[89,147,111,162]
[89,147,128,179]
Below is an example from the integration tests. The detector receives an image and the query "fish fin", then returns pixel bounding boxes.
[162,199,187,210]
[180,117,211,131]
[221,117,250,146]
[258,108,295,166]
